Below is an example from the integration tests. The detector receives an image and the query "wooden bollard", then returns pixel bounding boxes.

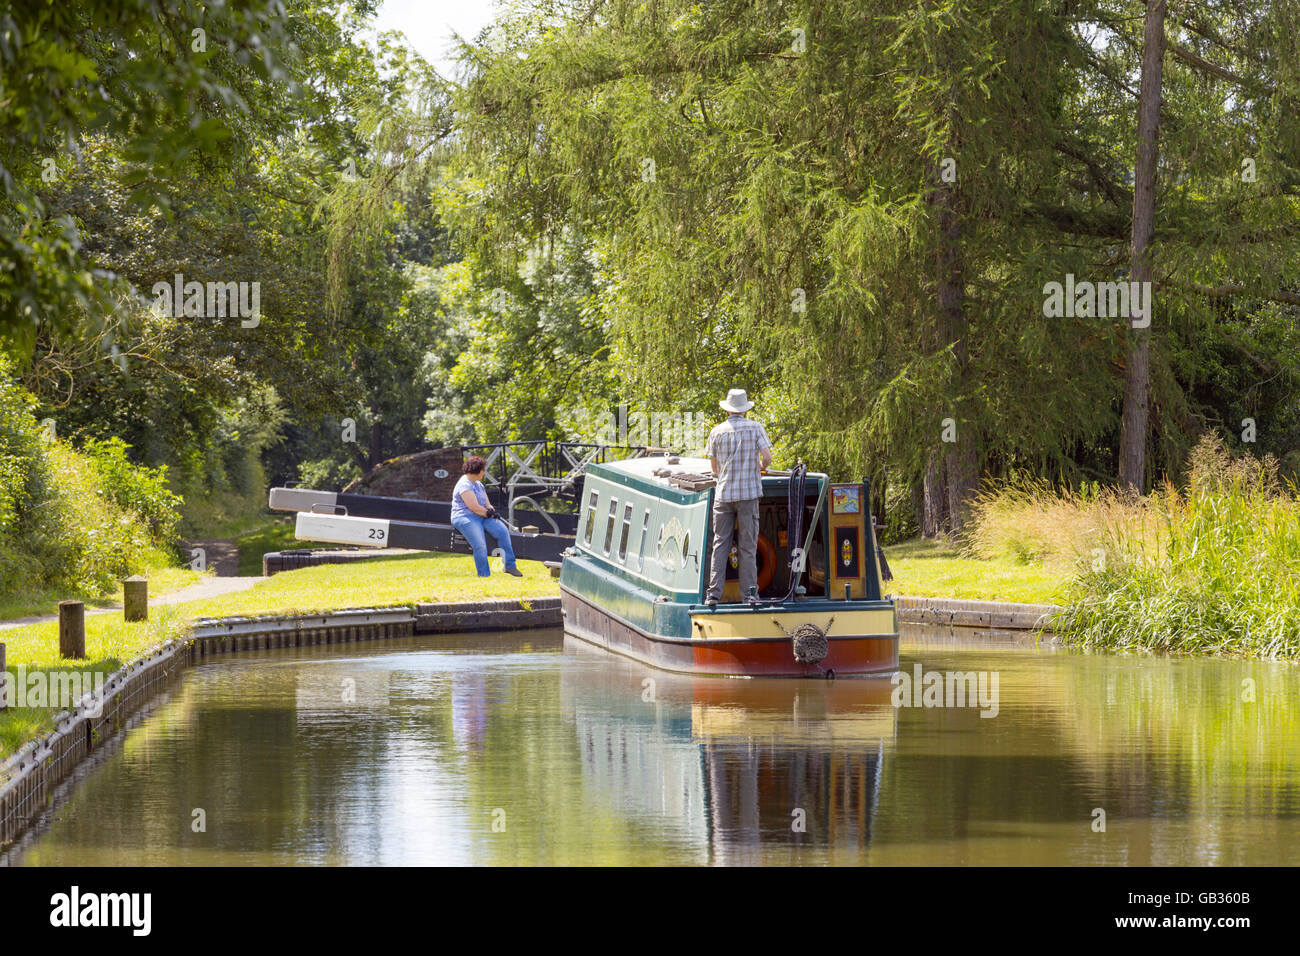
[59,601,86,659]
[123,575,148,622]
[1,641,6,712]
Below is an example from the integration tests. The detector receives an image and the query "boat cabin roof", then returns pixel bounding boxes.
[589,455,822,504]
[574,456,861,603]
[600,455,712,482]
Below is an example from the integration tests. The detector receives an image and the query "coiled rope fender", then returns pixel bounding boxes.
[773,616,833,664]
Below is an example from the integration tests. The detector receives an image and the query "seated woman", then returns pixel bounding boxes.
[450,456,522,577]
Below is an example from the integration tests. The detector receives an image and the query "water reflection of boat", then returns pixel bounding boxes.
[561,636,896,862]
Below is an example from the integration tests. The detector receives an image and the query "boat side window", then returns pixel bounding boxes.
[636,509,651,570]
[618,503,634,561]
[583,490,599,547]
[603,498,618,554]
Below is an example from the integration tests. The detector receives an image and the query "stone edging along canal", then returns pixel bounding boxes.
[0,597,562,847]
[0,592,1051,847]
[892,595,1061,631]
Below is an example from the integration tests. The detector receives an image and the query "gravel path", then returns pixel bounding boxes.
[0,575,265,631]
[182,539,241,577]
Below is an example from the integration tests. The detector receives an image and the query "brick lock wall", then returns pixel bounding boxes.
[343,447,465,500]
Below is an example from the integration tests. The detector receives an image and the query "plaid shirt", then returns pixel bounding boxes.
[706,414,772,503]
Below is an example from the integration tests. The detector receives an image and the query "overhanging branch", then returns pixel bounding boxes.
[1161,275,1300,307]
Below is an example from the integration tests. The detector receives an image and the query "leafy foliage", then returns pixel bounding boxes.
[438,0,1300,522]
[0,0,300,345]
[0,356,182,601]
[81,436,182,542]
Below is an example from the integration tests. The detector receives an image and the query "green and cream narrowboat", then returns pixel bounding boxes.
[558,455,898,677]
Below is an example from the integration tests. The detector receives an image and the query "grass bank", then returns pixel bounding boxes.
[1,552,557,757]
[180,551,558,619]
[1,360,199,622]
[966,437,1300,658]
[883,538,1068,605]
[0,611,187,756]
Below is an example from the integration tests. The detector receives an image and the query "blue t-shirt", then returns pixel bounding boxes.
[451,475,489,521]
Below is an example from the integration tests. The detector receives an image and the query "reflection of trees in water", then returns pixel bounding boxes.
[51,651,499,863]
[863,645,1300,865]
[212,662,398,862]
[27,631,1300,865]
[22,661,404,862]
[1051,653,1300,821]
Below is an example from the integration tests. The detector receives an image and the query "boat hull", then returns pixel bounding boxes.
[561,585,898,678]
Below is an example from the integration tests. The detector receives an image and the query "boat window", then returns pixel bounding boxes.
[583,490,599,546]
[603,498,618,554]
[618,503,634,561]
[681,532,690,567]
[636,509,651,570]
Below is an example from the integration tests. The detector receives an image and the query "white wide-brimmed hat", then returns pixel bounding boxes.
[719,388,755,413]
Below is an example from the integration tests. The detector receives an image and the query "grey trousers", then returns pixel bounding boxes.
[707,497,760,603]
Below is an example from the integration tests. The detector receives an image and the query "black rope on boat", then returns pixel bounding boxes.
[783,462,809,602]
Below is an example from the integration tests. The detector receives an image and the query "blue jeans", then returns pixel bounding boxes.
[451,513,517,576]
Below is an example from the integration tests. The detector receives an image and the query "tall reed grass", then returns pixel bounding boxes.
[967,437,1300,658]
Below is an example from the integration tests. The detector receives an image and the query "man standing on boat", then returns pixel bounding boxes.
[705,388,773,606]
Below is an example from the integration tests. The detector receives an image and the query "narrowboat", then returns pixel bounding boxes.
[559,455,898,678]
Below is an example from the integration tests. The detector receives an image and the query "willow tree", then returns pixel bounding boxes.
[342,0,1300,531]
[446,0,1122,533]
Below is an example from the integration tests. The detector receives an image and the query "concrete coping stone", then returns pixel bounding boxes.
[891,594,1063,615]
[414,596,560,616]
[190,606,415,638]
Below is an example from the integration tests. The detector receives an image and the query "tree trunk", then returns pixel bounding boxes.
[935,172,978,531]
[912,476,925,537]
[920,33,977,537]
[922,450,948,537]
[368,418,385,472]
[946,436,979,531]
[1119,0,1166,491]
[873,471,887,533]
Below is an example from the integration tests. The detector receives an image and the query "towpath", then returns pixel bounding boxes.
[0,571,264,631]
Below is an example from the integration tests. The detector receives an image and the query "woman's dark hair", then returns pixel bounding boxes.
[463,455,488,476]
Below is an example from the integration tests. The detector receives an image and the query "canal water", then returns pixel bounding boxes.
[5,626,1299,865]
